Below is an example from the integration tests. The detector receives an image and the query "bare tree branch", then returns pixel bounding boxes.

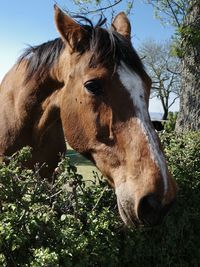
[166,67,181,75]
[126,0,135,16]
[72,0,122,15]
[168,95,179,108]
[139,38,181,118]
[166,0,181,27]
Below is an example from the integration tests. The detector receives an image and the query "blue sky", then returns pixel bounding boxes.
[0,0,179,113]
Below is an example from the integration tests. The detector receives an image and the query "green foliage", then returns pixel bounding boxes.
[68,0,134,20]
[146,0,200,58]
[160,132,200,190]
[164,111,178,132]
[0,132,200,266]
[145,0,189,26]
[176,25,200,57]
[0,148,119,267]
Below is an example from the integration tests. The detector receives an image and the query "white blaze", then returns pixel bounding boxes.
[117,61,168,195]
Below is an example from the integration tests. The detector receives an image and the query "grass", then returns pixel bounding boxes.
[66,146,102,180]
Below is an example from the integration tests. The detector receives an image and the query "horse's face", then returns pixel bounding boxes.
[55,7,177,226]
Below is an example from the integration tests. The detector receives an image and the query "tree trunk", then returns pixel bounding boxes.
[176,1,200,131]
[162,107,168,120]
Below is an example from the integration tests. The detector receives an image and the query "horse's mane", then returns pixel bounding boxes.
[18,14,144,83]
[18,38,65,83]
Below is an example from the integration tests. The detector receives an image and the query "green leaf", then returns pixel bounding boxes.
[60,214,67,221]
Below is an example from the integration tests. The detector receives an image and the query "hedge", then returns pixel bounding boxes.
[0,131,200,267]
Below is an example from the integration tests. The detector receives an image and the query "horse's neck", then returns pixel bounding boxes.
[33,88,61,138]
[0,53,67,156]
[8,59,64,135]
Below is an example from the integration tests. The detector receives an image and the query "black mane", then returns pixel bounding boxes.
[18,14,144,83]
[18,38,65,83]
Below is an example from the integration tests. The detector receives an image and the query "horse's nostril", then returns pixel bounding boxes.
[138,194,163,226]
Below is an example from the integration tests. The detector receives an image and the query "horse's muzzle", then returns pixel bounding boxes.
[137,193,176,226]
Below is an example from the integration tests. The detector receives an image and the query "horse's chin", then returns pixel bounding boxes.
[117,197,140,227]
[115,183,140,226]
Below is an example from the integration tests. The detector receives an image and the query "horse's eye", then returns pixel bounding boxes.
[84,80,103,96]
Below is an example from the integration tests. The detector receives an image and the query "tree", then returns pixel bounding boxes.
[175,1,200,131]
[139,39,180,120]
[67,0,134,19]
[145,0,200,131]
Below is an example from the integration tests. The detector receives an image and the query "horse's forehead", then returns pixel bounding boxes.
[117,61,145,96]
[75,51,148,100]
[83,66,110,82]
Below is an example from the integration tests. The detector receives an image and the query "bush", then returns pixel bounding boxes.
[0,132,200,267]
[0,148,119,267]
[164,111,178,132]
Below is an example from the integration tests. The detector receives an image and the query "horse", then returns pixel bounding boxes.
[0,5,177,226]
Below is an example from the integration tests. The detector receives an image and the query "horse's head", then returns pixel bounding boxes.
[54,6,177,226]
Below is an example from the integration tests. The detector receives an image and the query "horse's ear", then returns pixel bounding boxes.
[111,12,131,40]
[54,5,88,52]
